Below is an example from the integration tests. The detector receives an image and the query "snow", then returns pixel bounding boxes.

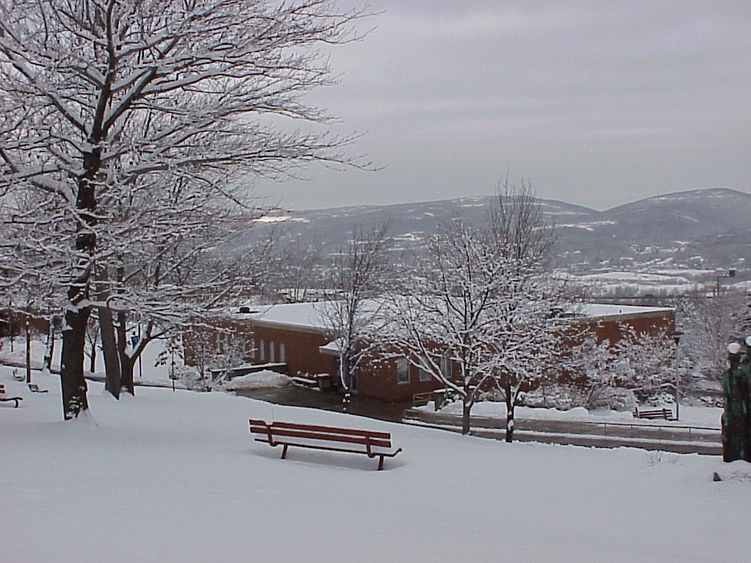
[577,271,692,284]
[0,336,181,388]
[241,301,330,331]
[578,303,673,318]
[224,370,291,391]
[241,300,673,333]
[422,400,721,428]
[1,364,749,562]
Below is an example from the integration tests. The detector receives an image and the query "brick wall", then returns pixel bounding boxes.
[184,308,674,403]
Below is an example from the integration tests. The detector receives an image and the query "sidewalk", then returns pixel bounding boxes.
[404,408,722,455]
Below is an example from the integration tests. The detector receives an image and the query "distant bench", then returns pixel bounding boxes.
[0,384,23,407]
[633,407,674,421]
[249,419,402,471]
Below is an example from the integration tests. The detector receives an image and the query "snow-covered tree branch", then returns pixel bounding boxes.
[0,0,366,419]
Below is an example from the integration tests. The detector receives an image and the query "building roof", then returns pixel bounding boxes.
[236,301,332,332]
[576,303,674,320]
[234,300,673,332]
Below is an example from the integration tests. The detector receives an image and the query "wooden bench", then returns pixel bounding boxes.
[0,384,23,407]
[633,407,674,420]
[28,383,48,393]
[249,419,402,471]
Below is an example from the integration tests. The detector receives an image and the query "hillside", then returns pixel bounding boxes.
[239,187,751,276]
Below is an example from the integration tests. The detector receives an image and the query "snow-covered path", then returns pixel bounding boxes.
[1,371,748,563]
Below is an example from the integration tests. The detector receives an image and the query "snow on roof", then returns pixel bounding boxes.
[236,301,331,331]
[233,300,672,331]
[577,303,673,319]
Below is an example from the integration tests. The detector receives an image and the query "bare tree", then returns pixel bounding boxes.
[93,176,277,398]
[383,219,508,434]
[562,330,618,409]
[678,291,748,380]
[267,241,326,303]
[0,0,364,419]
[321,222,392,409]
[612,324,688,415]
[383,182,563,440]
[486,178,556,272]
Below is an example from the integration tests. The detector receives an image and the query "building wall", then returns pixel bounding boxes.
[249,324,337,378]
[580,311,675,345]
[356,357,439,403]
[185,308,675,403]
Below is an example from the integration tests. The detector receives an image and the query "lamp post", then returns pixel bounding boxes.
[672,331,683,421]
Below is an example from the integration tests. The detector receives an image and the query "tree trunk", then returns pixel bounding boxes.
[59,149,100,419]
[462,399,471,435]
[60,306,90,419]
[117,311,135,395]
[505,383,515,443]
[121,358,135,396]
[99,307,121,399]
[340,357,351,411]
[25,316,31,384]
[42,315,57,374]
[89,334,97,374]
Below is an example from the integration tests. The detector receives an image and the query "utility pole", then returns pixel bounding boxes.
[714,268,736,296]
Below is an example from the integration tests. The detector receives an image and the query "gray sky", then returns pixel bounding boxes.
[256,0,751,211]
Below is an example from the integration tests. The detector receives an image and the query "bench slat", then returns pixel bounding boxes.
[252,437,394,456]
[250,419,391,440]
[250,426,392,449]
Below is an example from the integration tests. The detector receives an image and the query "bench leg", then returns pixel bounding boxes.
[377,455,384,471]
[281,444,288,460]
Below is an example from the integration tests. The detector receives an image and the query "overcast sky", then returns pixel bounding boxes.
[256,0,751,211]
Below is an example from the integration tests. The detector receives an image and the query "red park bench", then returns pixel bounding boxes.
[249,419,402,471]
[0,384,23,408]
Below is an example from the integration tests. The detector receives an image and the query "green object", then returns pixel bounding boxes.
[721,353,750,462]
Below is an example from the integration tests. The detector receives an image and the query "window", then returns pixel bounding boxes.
[269,341,275,363]
[440,356,453,379]
[279,342,286,363]
[418,356,432,382]
[259,339,265,361]
[396,358,410,384]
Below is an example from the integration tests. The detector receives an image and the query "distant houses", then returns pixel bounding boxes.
[184,301,675,403]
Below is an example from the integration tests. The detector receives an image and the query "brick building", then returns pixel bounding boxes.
[185,301,674,403]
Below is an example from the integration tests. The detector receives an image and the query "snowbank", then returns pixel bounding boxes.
[1,366,748,563]
[224,370,292,391]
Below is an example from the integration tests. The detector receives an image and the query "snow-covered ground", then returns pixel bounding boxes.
[2,366,749,563]
[0,335,177,387]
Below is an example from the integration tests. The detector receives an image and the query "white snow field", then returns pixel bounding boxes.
[1,369,749,563]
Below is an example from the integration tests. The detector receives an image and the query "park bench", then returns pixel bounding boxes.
[633,407,674,420]
[28,383,48,393]
[249,419,402,471]
[0,384,23,407]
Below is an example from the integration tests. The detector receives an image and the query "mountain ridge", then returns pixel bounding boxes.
[248,187,751,274]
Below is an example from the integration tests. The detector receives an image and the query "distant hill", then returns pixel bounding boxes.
[239,187,751,276]
[553,187,751,272]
